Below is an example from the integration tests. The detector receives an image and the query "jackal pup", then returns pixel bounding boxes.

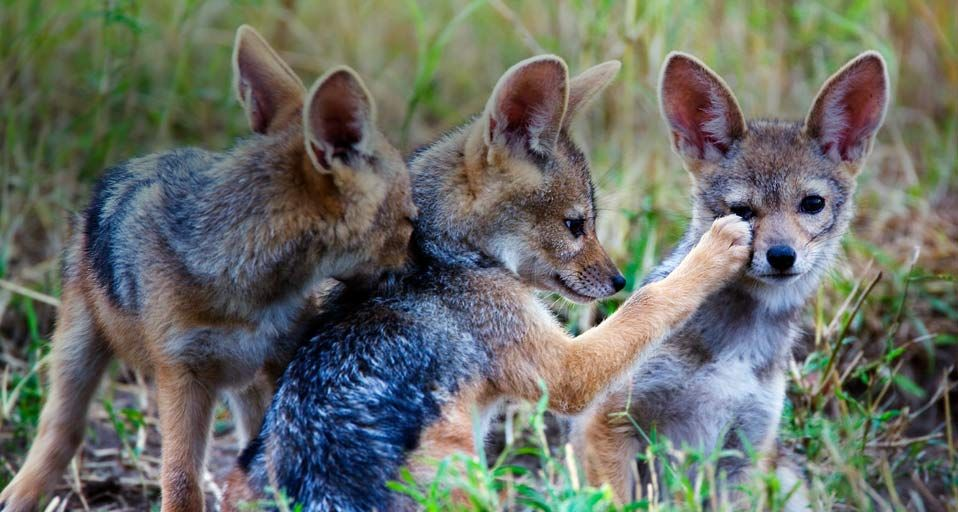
[0,26,415,512]
[573,51,889,508]
[223,55,751,511]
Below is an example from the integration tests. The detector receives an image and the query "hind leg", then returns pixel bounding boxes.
[776,463,810,512]
[224,370,276,446]
[575,392,642,504]
[0,294,112,511]
[225,348,292,447]
[584,420,641,503]
[759,446,810,512]
[409,394,482,507]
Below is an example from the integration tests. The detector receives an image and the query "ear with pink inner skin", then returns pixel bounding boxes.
[658,52,746,168]
[563,60,621,127]
[304,66,376,172]
[482,55,570,156]
[804,51,889,168]
[232,25,305,134]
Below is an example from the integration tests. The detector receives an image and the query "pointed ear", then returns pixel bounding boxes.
[658,52,746,166]
[804,51,889,167]
[483,55,569,156]
[564,60,621,127]
[232,24,305,134]
[304,66,376,172]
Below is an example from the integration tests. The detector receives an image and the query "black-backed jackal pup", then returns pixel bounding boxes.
[573,51,889,509]
[222,55,751,511]
[0,25,415,512]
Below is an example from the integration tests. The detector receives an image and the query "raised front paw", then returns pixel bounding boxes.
[704,214,752,257]
[687,214,752,289]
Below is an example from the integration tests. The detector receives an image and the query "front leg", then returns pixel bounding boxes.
[502,215,751,414]
[156,364,216,512]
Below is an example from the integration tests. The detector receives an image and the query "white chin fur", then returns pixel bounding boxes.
[742,270,822,313]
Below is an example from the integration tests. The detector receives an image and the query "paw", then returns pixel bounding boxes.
[0,493,39,512]
[690,214,752,284]
[706,214,752,255]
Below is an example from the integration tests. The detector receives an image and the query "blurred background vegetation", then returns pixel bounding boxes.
[1,0,955,510]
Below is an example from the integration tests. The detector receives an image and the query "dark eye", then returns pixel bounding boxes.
[729,205,754,220]
[800,195,825,214]
[564,218,585,238]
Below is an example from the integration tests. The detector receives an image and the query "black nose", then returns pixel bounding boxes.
[766,245,796,271]
[611,274,626,292]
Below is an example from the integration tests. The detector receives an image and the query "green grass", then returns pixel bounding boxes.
[1,0,956,510]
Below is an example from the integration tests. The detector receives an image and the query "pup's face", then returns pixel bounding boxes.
[468,57,626,302]
[493,136,624,302]
[695,128,857,286]
[659,51,888,298]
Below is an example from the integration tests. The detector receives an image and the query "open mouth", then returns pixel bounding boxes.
[553,275,598,303]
